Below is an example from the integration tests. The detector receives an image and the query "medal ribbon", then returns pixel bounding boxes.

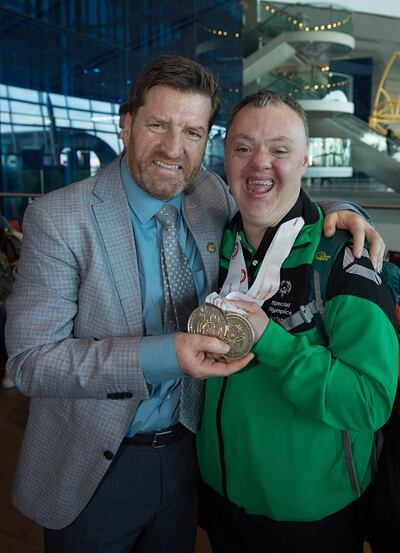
[207,217,305,314]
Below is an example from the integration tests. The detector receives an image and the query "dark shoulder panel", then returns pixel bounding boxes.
[326,246,397,328]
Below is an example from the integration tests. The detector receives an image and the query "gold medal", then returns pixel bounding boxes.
[223,312,255,359]
[188,304,254,359]
[187,304,226,340]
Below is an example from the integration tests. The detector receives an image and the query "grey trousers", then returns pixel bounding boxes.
[44,432,198,553]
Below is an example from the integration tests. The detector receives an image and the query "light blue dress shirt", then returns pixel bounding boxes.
[120,157,207,436]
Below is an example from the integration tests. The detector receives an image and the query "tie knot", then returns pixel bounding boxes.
[155,204,178,229]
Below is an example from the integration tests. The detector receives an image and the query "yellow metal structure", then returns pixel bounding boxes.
[369,51,400,137]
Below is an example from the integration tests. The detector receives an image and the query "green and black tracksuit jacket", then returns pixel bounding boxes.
[197,191,398,522]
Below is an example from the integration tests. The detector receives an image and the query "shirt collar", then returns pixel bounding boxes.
[120,155,182,224]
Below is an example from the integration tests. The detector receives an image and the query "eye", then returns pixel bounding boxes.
[147,122,167,133]
[187,130,202,140]
[274,148,289,156]
[234,145,250,154]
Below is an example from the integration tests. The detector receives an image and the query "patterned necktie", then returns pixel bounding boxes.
[155,204,197,330]
[155,203,204,432]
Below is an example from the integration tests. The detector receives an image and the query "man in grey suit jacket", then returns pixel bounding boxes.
[5,55,384,553]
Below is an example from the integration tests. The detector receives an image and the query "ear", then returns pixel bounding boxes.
[300,153,309,176]
[121,113,132,150]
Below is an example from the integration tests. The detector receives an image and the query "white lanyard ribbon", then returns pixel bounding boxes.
[206,217,305,314]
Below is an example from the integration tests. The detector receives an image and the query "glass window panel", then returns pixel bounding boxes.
[8,125,43,133]
[0,112,11,122]
[39,104,49,117]
[91,114,115,123]
[91,100,113,113]
[8,86,39,102]
[11,114,45,125]
[0,99,10,111]
[53,107,69,118]
[95,132,120,155]
[67,97,90,110]
[38,91,49,104]
[68,109,92,120]
[1,124,12,133]
[308,138,351,167]
[93,123,118,132]
[0,84,8,96]
[49,93,67,107]
[70,120,94,129]
[55,118,71,128]
[10,100,42,115]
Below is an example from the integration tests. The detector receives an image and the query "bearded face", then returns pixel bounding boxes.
[123,85,212,200]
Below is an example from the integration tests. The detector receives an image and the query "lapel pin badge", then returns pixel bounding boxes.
[207,242,217,253]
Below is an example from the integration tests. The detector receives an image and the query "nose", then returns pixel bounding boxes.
[160,129,183,158]
[249,146,272,170]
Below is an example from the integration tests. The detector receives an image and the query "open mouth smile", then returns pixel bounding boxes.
[246,178,274,196]
[153,160,182,172]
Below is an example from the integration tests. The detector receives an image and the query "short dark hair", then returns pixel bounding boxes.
[226,89,309,143]
[119,101,129,116]
[127,55,220,131]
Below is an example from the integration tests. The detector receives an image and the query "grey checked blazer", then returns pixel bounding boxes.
[5,155,236,529]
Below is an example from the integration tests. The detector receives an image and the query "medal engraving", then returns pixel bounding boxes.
[188,304,254,360]
[223,313,255,359]
[187,304,226,340]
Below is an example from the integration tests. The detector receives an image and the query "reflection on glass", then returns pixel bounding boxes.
[0,111,11,123]
[66,97,90,110]
[10,100,43,115]
[53,108,68,118]
[8,86,39,102]
[55,118,72,128]
[11,114,48,125]
[91,100,114,113]
[94,123,118,132]
[68,109,93,120]
[1,83,121,213]
[1,124,12,133]
[95,132,121,155]
[49,93,67,107]
[69,120,94,130]
[308,138,351,167]
[204,125,226,172]
[360,131,387,152]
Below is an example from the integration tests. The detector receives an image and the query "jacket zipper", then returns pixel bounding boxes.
[216,376,228,497]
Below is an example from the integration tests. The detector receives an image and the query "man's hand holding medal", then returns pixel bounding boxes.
[187,296,257,360]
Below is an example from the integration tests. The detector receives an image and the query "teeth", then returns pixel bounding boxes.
[154,160,181,171]
[247,179,273,186]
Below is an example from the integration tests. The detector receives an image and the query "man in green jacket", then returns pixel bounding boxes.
[196,90,399,553]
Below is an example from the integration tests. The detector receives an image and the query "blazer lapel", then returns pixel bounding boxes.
[182,171,220,292]
[91,157,143,333]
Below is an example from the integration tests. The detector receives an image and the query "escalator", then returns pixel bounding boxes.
[242,2,399,194]
[308,112,400,193]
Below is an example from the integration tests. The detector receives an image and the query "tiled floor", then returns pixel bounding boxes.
[0,381,211,553]
[0,380,373,553]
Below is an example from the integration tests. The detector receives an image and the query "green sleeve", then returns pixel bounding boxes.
[253,296,398,432]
